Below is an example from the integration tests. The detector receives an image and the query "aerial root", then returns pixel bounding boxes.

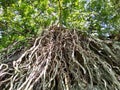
[0,26,120,90]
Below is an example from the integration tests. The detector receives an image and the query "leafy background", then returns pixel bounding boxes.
[0,0,120,50]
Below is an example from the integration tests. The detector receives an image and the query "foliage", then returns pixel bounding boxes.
[0,0,120,50]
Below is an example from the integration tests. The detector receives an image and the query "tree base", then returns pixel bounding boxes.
[0,26,120,90]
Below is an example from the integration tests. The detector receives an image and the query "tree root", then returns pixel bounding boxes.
[0,26,120,90]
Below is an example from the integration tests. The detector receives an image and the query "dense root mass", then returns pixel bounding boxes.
[0,26,120,90]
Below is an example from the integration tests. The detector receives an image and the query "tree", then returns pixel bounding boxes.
[0,0,120,90]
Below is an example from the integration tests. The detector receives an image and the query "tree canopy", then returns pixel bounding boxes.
[0,0,120,50]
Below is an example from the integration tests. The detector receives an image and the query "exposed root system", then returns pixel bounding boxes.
[0,26,120,90]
